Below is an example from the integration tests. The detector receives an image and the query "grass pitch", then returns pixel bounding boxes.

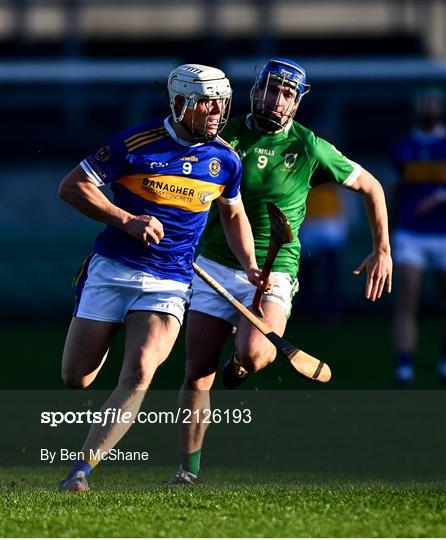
[2,319,445,537]
[1,466,446,537]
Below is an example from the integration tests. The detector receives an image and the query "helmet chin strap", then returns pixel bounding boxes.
[253,108,294,132]
[254,115,281,132]
[179,118,196,138]
[175,96,230,142]
[190,104,222,142]
[251,83,300,133]
[174,102,207,142]
[179,115,213,143]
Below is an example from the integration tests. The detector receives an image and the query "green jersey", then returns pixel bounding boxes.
[201,115,360,277]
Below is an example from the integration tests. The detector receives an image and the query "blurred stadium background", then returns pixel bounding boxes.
[1,0,445,388]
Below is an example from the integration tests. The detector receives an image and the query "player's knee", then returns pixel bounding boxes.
[62,369,91,390]
[120,364,156,391]
[186,373,215,391]
[238,347,276,373]
[184,355,218,390]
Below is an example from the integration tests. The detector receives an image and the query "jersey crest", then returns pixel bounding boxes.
[209,158,221,177]
[95,145,112,162]
[284,152,298,169]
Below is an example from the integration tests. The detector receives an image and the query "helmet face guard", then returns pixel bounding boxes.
[168,64,232,142]
[251,58,310,131]
[185,94,232,143]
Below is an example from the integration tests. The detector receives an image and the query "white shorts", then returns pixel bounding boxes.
[74,254,191,324]
[190,255,299,325]
[393,230,446,271]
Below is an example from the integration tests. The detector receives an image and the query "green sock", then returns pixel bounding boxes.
[181,450,201,476]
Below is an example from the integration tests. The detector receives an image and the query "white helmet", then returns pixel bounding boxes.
[167,64,232,140]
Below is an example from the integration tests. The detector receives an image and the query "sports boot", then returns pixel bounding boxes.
[59,471,90,492]
[164,467,198,485]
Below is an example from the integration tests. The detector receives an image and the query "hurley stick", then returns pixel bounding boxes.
[193,262,331,383]
[252,202,293,317]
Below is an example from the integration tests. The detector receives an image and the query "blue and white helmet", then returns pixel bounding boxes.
[251,57,310,130]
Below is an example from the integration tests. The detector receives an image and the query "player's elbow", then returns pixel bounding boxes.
[353,169,382,196]
[58,165,88,203]
[58,177,88,210]
[58,178,70,201]
[218,199,245,223]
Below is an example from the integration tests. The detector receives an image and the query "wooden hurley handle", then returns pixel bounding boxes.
[252,202,294,318]
[193,262,331,383]
[251,256,276,317]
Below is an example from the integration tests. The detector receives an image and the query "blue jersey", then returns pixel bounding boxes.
[80,117,242,283]
[392,127,446,234]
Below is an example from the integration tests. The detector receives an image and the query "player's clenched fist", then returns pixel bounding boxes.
[125,214,164,245]
[246,267,273,291]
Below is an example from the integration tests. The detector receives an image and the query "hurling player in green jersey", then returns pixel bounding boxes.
[167,58,393,484]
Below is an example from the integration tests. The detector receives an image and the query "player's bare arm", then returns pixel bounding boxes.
[217,199,266,288]
[58,164,164,245]
[348,168,393,301]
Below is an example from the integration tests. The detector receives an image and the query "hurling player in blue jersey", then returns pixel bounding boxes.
[58,64,266,492]
[392,88,446,384]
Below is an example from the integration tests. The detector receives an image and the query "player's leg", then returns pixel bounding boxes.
[62,254,125,389]
[173,310,233,481]
[222,271,295,388]
[167,256,239,483]
[60,311,181,492]
[224,301,287,387]
[82,311,180,457]
[60,256,190,491]
[391,231,426,384]
[61,317,120,389]
[392,263,422,383]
